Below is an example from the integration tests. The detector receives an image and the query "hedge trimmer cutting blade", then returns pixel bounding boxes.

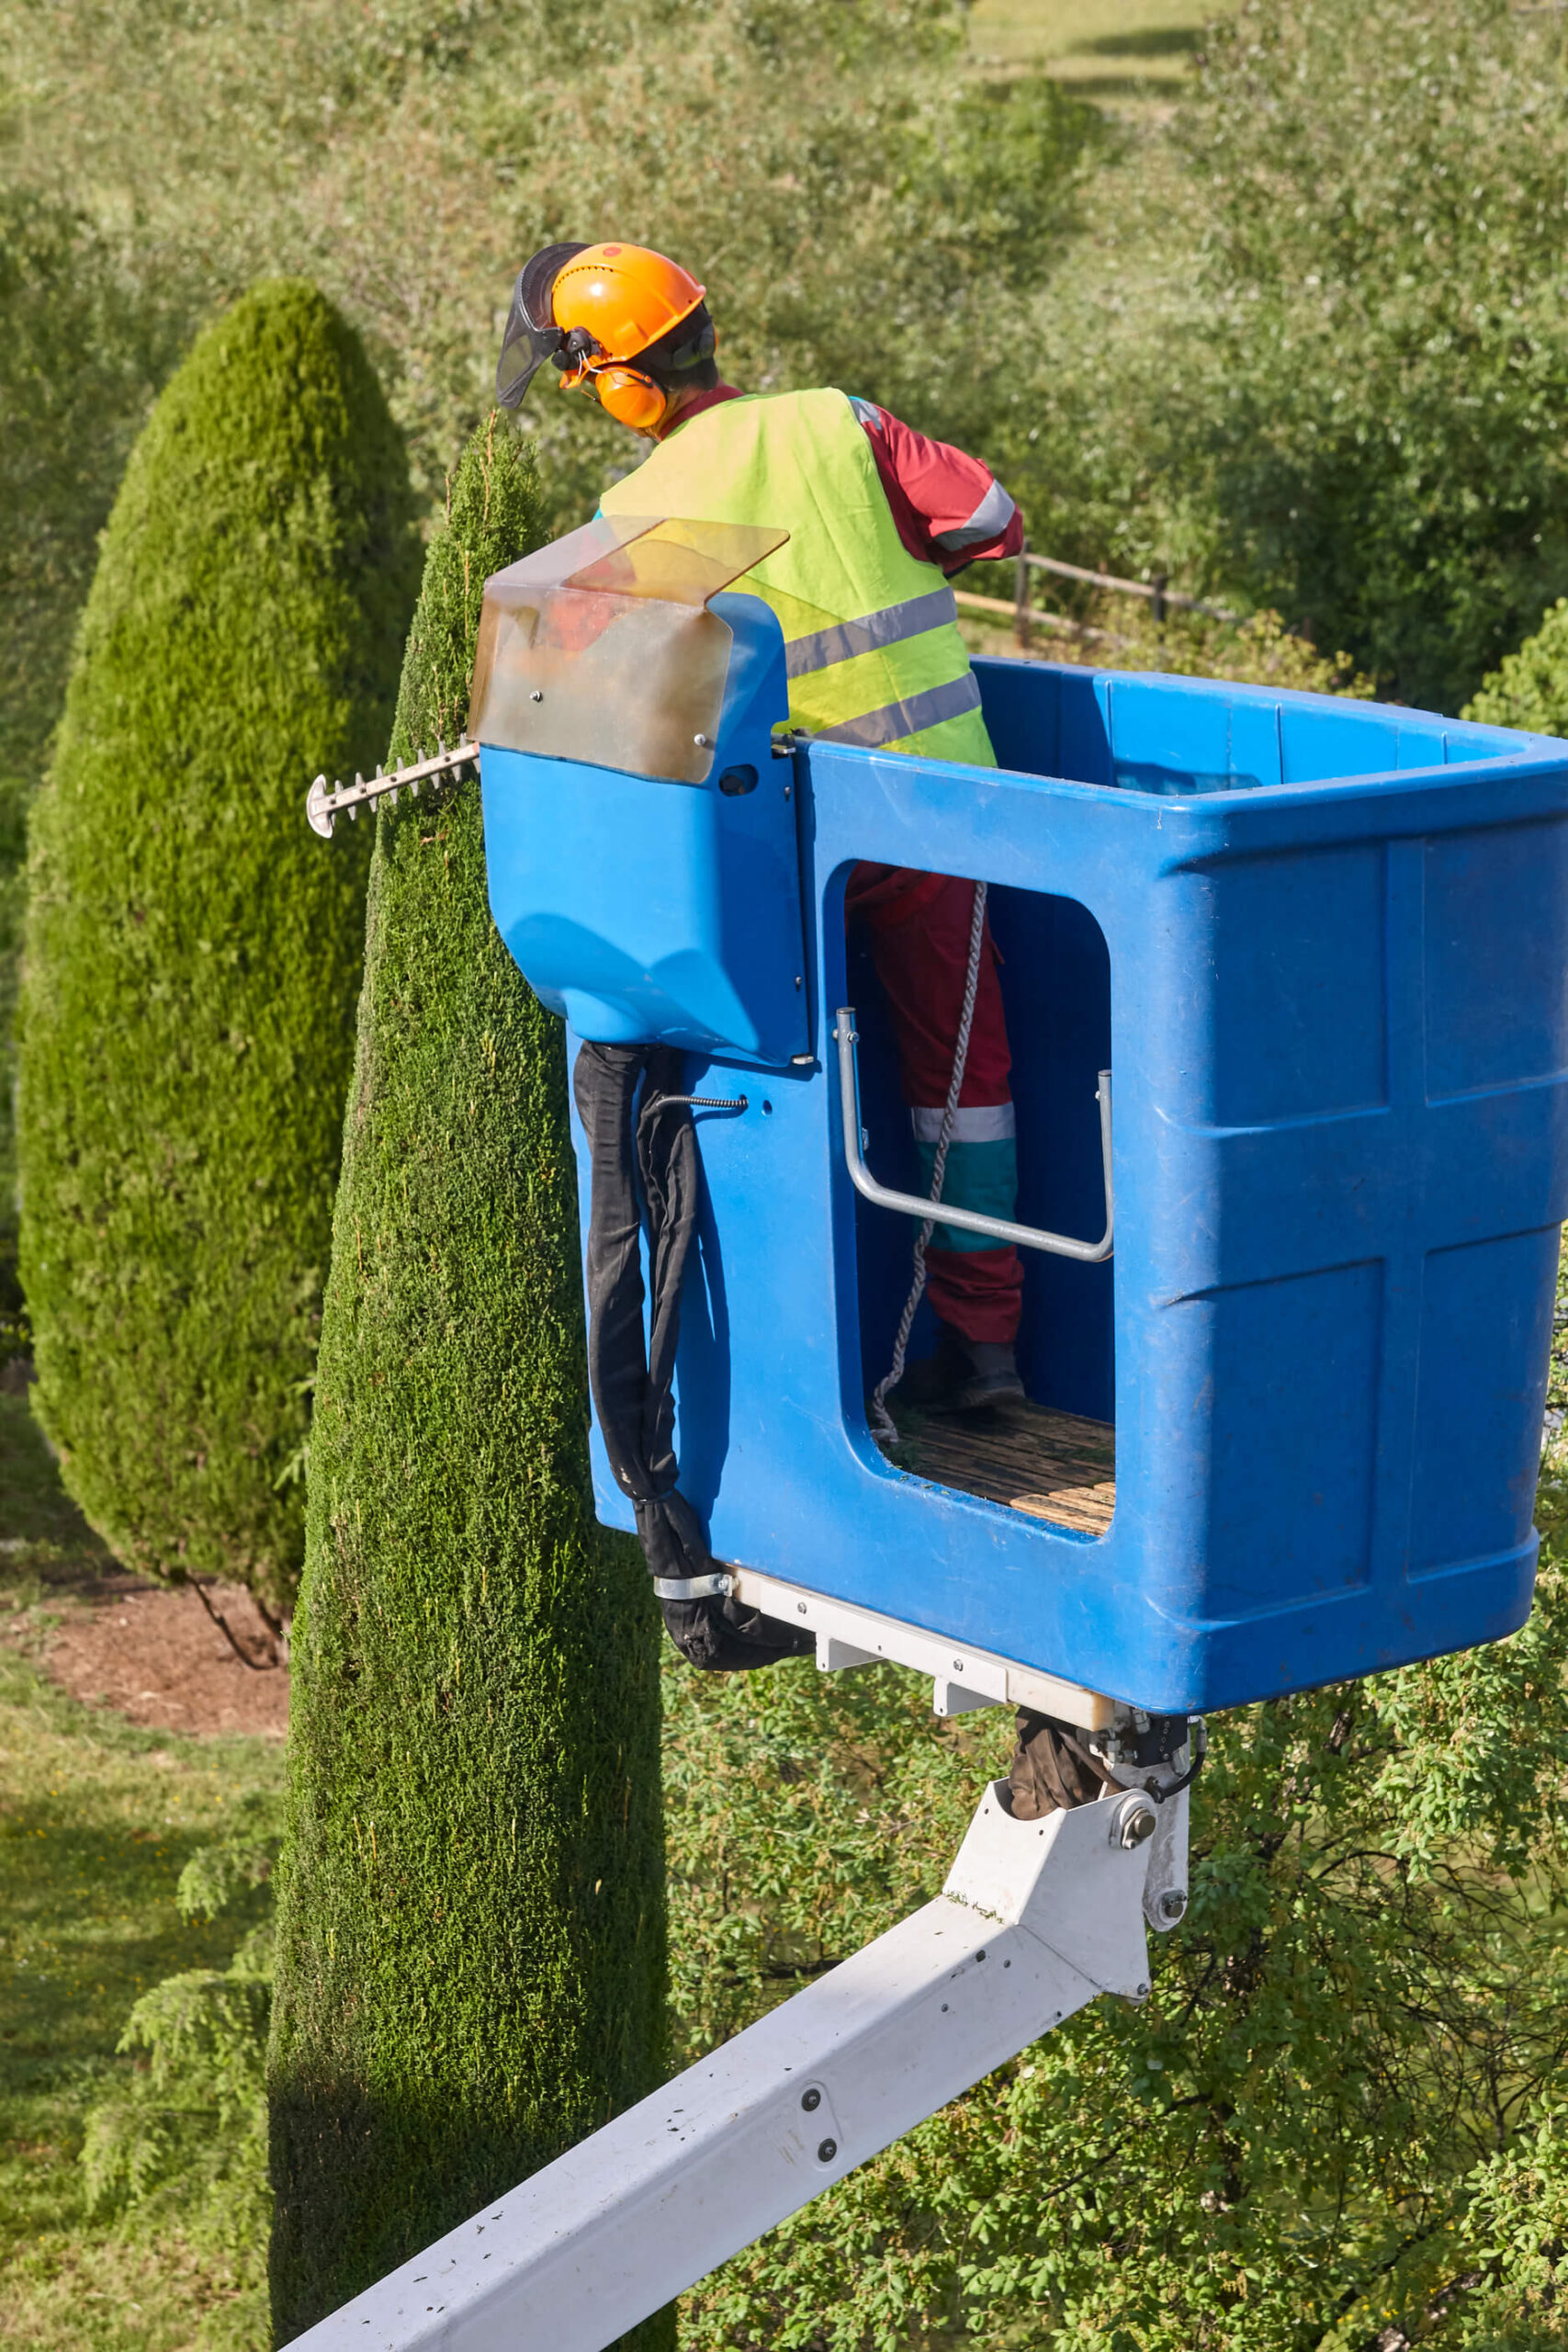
[304,739,479,837]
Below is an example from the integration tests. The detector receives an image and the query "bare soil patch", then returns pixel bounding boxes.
[3,1368,290,1741]
[38,1573,288,1741]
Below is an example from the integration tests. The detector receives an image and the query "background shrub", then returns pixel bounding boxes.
[663,1545,1568,2352]
[17,278,418,1619]
[1463,596,1568,737]
[266,420,668,2345]
[953,0,1568,713]
[1087,0,1568,710]
[0,0,1100,710]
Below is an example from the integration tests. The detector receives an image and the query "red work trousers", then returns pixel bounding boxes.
[847,865,1023,1346]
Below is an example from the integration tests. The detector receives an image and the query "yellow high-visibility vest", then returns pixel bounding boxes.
[601,389,997,766]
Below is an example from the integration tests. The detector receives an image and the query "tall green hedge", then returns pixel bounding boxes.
[17,278,417,1616]
[266,422,669,2346]
[0,195,191,1328]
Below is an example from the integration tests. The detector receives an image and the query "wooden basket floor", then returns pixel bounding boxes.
[879,1400,1115,1537]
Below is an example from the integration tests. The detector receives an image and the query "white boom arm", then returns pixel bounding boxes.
[291,1773,1188,2352]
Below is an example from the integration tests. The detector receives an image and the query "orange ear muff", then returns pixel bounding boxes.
[592,365,668,433]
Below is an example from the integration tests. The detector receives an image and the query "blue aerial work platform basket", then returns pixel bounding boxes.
[469,514,1568,1717]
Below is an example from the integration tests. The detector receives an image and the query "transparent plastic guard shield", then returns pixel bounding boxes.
[470,514,789,786]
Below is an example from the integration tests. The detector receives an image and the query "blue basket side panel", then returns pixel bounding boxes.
[1142,1260,1382,1624]
[1103,673,1243,795]
[1409,1227,1558,1577]
[1425,817,1568,1096]
[1143,802,1567,1671]
[1280,701,1401,785]
[1204,842,1389,1129]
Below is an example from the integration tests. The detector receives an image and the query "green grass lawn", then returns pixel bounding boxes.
[0,1391,283,2352]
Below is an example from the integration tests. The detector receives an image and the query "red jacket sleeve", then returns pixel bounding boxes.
[849,397,1022,574]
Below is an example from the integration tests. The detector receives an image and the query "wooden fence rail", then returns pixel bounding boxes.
[949,586,1136,651]
[952,541,1239,657]
[1022,550,1240,626]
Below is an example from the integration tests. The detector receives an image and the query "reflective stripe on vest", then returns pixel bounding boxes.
[814,671,983,750]
[600,389,996,767]
[784,585,958,681]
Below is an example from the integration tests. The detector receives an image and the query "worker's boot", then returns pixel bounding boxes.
[934,1321,1025,1412]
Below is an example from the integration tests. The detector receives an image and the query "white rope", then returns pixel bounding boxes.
[870,880,989,1444]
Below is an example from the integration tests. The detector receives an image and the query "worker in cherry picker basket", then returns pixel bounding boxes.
[497,241,1028,1414]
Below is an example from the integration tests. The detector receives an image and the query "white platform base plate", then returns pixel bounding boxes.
[728,1563,1123,1730]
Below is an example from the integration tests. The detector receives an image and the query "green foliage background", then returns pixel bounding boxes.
[0,0,1102,534]
[0,0,1102,1312]
[266,422,669,2346]
[995,0,1568,712]
[17,279,418,1615]
[92,1490,1568,2351]
[1166,0,1568,711]
[13,0,1568,1312]
[662,1560,1568,2350]
[1466,597,1568,740]
[9,0,1568,2344]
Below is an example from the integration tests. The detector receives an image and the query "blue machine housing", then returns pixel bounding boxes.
[482,591,1568,1714]
[482,591,807,1065]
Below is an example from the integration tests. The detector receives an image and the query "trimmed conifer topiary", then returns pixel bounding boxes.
[266,420,670,2345]
[18,277,418,1619]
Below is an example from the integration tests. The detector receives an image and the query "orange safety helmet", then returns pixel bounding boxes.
[496,242,716,433]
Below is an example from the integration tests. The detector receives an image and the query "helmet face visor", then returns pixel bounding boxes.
[495,242,589,409]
